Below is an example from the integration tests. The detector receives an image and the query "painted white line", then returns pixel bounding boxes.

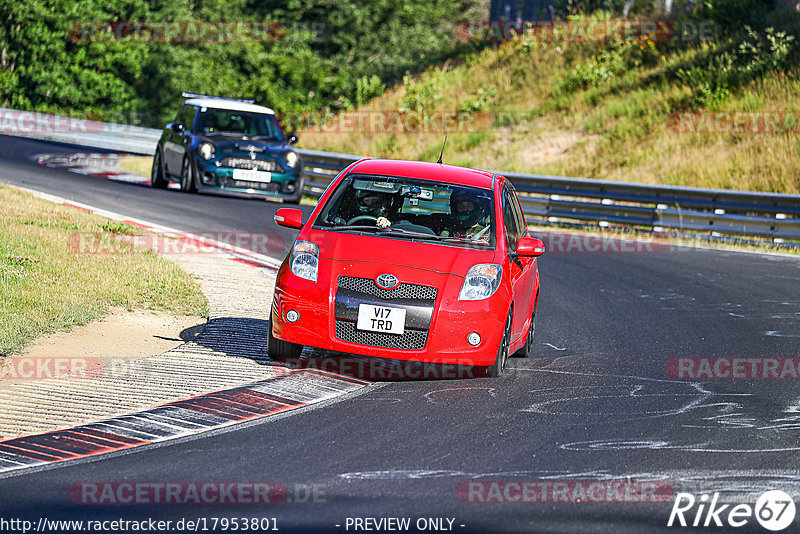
[5,183,284,270]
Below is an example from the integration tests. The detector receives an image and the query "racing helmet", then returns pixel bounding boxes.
[355,189,391,217]
[450,189,485,226]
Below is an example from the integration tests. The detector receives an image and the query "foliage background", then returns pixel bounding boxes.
[0,0,484,126]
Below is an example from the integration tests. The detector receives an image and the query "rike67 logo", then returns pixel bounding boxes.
[668,491,796,531]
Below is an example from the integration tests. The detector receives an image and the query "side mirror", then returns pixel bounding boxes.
[171,122,185,133]
[516,236,545,257]
[287,133,298,145]
[274,208,304,229]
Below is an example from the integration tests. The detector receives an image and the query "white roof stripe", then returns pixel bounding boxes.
[184,98,275,115]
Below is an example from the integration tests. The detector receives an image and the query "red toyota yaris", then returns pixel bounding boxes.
[270,159,544,377]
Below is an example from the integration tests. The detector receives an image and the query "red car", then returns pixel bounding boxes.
[269,159,544,377]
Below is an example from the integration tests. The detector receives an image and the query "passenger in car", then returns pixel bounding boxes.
[447,190,490,241]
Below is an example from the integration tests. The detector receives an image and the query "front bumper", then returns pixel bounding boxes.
[271,263,509,367]
[195,160,302,199]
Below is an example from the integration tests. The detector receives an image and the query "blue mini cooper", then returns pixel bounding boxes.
[151,93,303,203]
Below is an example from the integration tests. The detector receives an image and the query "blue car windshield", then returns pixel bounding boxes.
[314,174,495,248]
[195,108,284,140]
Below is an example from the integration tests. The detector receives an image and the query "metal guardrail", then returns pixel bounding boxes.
[2,107,799,240]
[297,151,800,241]
[295,148,360,192]
[0,107,162,155]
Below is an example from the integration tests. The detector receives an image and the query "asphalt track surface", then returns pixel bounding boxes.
[2,134,800,533]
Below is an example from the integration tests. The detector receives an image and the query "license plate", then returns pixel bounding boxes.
[356,304,406,335]
[232,169,272,183]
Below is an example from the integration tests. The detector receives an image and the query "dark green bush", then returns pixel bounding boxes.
[0,0,480,126]
[677,27,795,109]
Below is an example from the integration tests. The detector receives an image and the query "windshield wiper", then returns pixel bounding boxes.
[326,225,431,237]
[208,131,247,137]
[327,225,386,232]
[417,234,478,244]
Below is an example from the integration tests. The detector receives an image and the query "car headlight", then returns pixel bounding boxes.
[198,143,215,160]
[459,264,502,301]
[285,151,299,168]
[290,241,318,282]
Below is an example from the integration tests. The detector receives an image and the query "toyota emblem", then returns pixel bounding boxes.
[376,274,398,289]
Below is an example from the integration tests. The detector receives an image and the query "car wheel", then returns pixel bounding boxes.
[151,150,168,189]
[489,311,512,378]
[180,156,197,193]
[513,310,536,358]
[268,321,303,360]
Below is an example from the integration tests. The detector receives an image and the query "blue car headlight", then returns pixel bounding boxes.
[285,151,299,168]
[198,143,215,160]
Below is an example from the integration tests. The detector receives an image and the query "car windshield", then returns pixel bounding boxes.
[314,174,495,248]
[194,108,284,140]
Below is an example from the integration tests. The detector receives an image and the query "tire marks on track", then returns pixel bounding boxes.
[35,153,153,186]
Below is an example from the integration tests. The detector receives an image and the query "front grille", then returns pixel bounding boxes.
[334,276,436,350]
[220,157,286,173]
[222,178,280,192]
[335,320,428,350]
[337,276,437,301]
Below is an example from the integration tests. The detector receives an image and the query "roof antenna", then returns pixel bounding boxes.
[436,136,447,165]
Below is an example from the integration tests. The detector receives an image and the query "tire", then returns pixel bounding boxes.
[513,309,536,358]
[179,155,197,193]
[151,149,169,189]
[268,321,303,360]
[489,311,512,378]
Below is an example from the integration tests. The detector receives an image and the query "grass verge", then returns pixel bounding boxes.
[0,184,208,356]
[118,155,153,178]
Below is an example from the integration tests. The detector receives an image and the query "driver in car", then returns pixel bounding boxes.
[353,190,394,228]
[446,190,490,241]
[200,113,218,134]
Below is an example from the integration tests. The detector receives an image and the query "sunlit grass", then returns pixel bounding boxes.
[118,155,153,178]
[299,15,800,194]
[0,185,208,356]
